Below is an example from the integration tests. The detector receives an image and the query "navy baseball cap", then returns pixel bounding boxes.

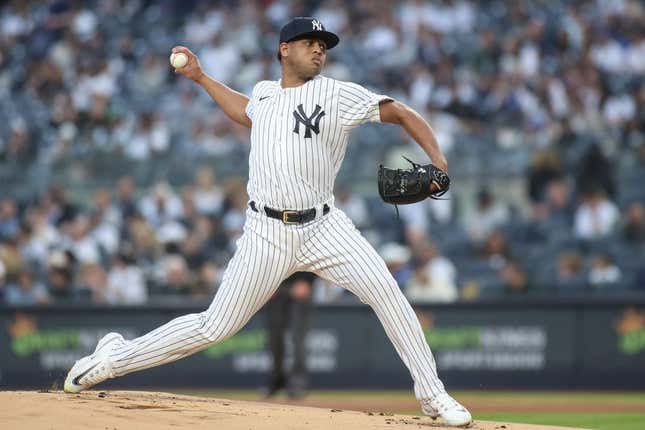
[279,17,339,49]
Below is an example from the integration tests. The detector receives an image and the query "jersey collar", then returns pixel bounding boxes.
[277,74,323,90]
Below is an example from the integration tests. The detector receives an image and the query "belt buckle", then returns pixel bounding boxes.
[282,210,299,224]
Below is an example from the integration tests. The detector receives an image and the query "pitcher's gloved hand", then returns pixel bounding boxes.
[378,157,450,205]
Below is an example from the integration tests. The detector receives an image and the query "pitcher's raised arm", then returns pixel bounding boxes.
[171,46,252,128]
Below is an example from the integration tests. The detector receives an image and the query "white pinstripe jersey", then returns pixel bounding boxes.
[245,75,391,210]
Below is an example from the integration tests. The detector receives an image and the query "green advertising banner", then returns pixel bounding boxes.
[1,302,644,389]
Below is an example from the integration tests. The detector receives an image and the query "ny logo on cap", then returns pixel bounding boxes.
[311,19,323,31]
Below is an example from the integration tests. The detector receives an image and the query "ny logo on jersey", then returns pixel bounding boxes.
[293,104,325,138]
[311,19,323,31]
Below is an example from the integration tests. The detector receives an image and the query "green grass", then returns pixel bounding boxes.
[457,390,645,403]
[171,389,645,400]
[474,412,645,430]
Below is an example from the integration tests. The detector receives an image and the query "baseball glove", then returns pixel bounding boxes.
[378,157,450,205]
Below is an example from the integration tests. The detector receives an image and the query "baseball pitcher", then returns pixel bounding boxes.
[64,17,470,427]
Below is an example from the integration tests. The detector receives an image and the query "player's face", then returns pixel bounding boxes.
[285,38,327,77]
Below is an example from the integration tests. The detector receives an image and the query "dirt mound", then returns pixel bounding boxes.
[0,391,586,430]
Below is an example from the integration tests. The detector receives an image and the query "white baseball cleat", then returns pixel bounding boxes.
[422,404,439,418]
[64,332,123,393]
[422,392,472,427]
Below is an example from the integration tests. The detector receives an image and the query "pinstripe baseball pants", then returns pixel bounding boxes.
[109,206,445,400]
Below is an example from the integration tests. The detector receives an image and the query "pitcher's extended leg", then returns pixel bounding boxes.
[110,218,295,376]
[65,212,297,393]
[302,209,445,401]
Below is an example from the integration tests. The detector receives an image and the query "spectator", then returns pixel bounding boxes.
[383,133,429,170]
[221,178,248,244]
[0,236,24,281]
[133,54,167,95]
[573,187,620,240]
[499,261,533,296]
[193,261,220,298]
[92,188,121,230]
[2,118,35,164]
[540,178,575,224]
[44,184,78,227]
[622,202,645,244]
[466,189,510,243]
[72,59,115,117]
[63,214,102,266]
[45,121,78,163]
[5,270,50,306]
[90,194,120,258]
[199,32,241,86]
[191,167,224,216]
[124,113,170,160]
[380,242,413,287]
[45,250,79,303]
[335,185,369,230]
[182,215,225,270]
[179,188,199,228]
[0,197,20,240]
[555,251,586,291]
[398,202,432,246]
[480,230,512,269]
[527,149,563,205]
[575,144,615,198]
[406,243,458,303]
[139,182,184,229]
[19,206,60,268]
[115,176,138,222]
[77,262,108,303]
[105,246,147,305]
[126,214,159,263]
[155,253,192,296]
[588,254,622,288]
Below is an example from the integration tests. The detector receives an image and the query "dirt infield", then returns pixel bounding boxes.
[0,391,588,430]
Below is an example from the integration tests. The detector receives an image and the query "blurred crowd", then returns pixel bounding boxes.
[0,170,251,306]
[0,0,644,306]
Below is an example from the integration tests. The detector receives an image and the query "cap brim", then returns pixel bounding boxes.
[286,30,340,49]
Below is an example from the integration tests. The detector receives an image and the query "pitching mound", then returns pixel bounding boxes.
[0,391,586,430]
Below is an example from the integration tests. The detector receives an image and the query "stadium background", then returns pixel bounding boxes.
[0,0,644,429]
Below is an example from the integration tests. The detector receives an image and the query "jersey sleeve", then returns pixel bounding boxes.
[338,81,393,132]
[244,83,258,121]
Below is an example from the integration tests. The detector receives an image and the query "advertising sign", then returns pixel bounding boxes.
[1,303,644,389]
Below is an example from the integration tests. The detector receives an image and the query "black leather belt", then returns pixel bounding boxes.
[250,201,330,224]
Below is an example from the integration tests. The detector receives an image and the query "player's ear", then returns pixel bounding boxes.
[279,42,289,61]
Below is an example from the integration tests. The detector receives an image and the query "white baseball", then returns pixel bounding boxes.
[170,52,188,69]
